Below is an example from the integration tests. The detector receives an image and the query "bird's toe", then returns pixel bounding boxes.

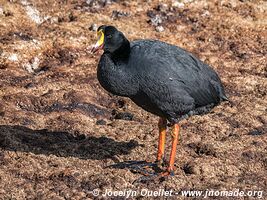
[133,170,174,184]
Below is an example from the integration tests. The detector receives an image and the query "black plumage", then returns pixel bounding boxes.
[91,25,229,177]
[94,26,228,124]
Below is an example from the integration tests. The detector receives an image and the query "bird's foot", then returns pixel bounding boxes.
[106,160,160,175]
[133,169,175,184]
[107,160,174,183]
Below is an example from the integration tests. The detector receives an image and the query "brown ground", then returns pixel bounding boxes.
[0,0,266,199]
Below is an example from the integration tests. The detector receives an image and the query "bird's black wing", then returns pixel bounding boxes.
[129,40,226,118]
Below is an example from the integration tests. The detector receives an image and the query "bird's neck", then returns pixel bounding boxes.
[97,51,138,97]
[111,39,131,60]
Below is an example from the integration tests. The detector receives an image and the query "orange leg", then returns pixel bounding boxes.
[157,118,167,163]
[167,123,180,174]
[131,123,180,182]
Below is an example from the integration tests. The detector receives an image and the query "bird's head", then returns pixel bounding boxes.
[91,25,128,54]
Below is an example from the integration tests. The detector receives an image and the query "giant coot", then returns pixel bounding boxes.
[91,25,228,177]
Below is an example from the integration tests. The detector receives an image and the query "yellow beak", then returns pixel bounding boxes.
[91,30,104,53]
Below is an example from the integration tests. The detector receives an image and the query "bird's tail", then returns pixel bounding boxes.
[221,95,234,107]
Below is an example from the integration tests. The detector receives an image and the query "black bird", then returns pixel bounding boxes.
[91,25,228,177]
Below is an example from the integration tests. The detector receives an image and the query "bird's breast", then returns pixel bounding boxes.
[97,55,139,97]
